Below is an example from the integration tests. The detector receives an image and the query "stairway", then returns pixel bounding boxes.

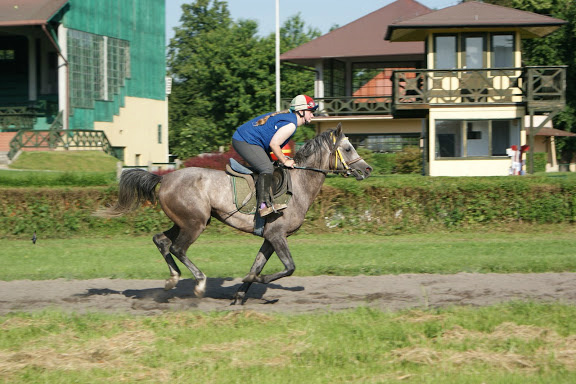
[0,132,17,166]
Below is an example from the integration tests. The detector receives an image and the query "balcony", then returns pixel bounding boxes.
[392,66,566,114]
[282,66,566,118]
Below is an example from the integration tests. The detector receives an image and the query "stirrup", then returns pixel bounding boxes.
[259,205,274,217]
[272,203,287,212]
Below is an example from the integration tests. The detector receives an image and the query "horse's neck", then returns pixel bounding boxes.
[292,154,329,208]
[292,169,326,206]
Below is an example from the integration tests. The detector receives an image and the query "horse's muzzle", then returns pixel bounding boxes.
[350,163,372,180]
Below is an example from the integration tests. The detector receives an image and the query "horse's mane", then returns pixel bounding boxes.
[293,128,337,166]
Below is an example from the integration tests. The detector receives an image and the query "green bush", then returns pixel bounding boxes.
[2,174,576,239]
[395,146,422,174]
[526,152,547,173]
[0,170,116,187]
[370,153,397,175]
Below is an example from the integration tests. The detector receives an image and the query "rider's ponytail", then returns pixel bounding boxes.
[254,110,290,126]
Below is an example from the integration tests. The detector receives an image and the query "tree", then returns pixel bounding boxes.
[483,0,576,162]
[168,2,322,158]
[277,14,321,142]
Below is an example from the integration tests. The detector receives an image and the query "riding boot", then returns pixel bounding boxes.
[257,173,274,217]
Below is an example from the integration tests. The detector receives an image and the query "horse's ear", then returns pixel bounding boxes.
[335,123,342,136]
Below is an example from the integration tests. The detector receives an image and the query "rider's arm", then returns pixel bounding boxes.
[269,123,296,167]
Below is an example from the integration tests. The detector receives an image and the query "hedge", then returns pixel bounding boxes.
[1,175,575,239]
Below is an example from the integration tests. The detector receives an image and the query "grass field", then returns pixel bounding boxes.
[1,303,576,383]
[4,227,576,281]
[2,170,576,384]
[9,151,118,172]
[3,227,576,383]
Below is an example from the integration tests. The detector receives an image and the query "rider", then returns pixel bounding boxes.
[232,94,318,217]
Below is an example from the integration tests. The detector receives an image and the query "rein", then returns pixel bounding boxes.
[282,133,364,176]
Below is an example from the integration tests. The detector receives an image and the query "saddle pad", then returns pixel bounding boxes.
[229,170,293,215]
[231,175,258,215]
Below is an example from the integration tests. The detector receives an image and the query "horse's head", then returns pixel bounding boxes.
[329,123,373,180]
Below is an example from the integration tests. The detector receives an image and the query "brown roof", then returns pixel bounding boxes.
[0,0,68,27]
[386,1,567,41]
[530,128,576,137]
[280,0,431,66]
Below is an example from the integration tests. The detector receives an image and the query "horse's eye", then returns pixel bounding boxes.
[345,147,351,152]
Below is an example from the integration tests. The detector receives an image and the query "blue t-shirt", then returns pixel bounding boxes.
[232,112,297,151]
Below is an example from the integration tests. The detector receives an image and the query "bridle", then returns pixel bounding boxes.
[329,133,364,177]
[285,132,365,177]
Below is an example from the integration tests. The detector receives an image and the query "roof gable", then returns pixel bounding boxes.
[281,0,431,65]
[386,1,567,41]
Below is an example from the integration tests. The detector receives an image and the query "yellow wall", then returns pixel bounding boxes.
[428,106,524,176]
[94,96,169,166]
[315,117,422,135]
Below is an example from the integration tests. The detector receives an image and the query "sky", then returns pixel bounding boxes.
[165,0,460,44]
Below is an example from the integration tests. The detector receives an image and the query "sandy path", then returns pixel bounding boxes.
[1,273,575,316]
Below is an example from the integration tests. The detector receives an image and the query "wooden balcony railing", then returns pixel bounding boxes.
[391,66,566,110]
[281,66,566,117]
[281,95,393,116]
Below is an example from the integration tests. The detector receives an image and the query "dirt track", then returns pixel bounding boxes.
[1,273,576,316]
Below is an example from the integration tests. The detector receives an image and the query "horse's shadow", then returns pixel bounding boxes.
[78,278,304,304]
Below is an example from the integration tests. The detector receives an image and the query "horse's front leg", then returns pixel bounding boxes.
[232,239,274,305]
[247,235,295,286]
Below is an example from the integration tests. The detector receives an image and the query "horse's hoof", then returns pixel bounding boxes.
[194,279,206,298]
[164,276,179,290]
[231,293,246,306]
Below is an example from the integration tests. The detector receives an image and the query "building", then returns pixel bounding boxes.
[281,0,569,176]
[0,0,169,166]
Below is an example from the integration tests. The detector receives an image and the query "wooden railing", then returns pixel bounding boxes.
[391,66,566,109]
[0,105,37,131]
[281,66,566,116]
[281,95,393,116]
[7,113,118,160]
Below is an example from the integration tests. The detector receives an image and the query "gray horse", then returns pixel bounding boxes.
[97,124,372,304]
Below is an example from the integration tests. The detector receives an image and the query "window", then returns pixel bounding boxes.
[463,36,485,69]
[0,49,15,61]
[466,121,489,156]
[323,59,346,97]
[157,124,162,144]
[348,133,420,153]
[352,62,418,97]
[436,120,462,157]
[492,34,514,68]
[435,119,519,158]
[434,36,457,69]
[68,29,130,109]
[433,33,516,69]
[492,120,512,155]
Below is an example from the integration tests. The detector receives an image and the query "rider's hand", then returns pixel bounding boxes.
[283,159,295,168]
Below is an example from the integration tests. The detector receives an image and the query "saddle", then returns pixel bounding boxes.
[225,159,293,216]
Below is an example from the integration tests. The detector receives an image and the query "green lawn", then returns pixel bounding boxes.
[4,228,576,281]
[9,151,118,172]
[1,303,576,383]
[3,228,576,383]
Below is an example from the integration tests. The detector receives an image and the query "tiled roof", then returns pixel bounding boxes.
[280,0,431,65]
[386,1,567,41]
[0,0,68,26]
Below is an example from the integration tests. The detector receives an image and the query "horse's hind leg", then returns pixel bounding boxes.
[169,225,207,298]
[153,226,181,290]
[232,239,275,305]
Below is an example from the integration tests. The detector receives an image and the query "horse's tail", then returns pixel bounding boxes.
[94,169,162,218]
